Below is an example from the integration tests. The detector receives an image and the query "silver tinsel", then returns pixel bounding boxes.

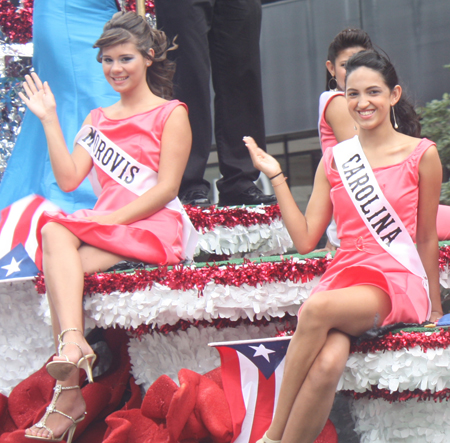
[0,40,33,181]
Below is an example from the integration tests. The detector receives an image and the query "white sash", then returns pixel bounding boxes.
[333,136,430,317]
[74,125,198,260]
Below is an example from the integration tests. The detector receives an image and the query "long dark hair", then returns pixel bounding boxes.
[94,11,177,99]
[345,50,421,137]
[326,28,373,90]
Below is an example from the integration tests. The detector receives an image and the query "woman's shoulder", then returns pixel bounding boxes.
[158,99,188,115]
[319,90,345,117]
[89,108,102,126]
[409,137,436,158]
[319,90,345,102]
[413,137,438,164]
[324,93,347,117]
[396,136,437,171]
[153,100,188,131]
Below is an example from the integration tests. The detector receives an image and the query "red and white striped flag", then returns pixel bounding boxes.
[209,336,290,443]
[0,194,63,271]
[209,336,338,443]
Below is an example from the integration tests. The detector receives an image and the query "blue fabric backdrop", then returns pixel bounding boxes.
[0,0,120,213]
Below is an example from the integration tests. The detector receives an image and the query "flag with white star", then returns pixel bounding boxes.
[0,194,63,274]
[0,243,39,282]
[209,336,292,443]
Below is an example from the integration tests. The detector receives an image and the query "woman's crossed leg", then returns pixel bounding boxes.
[266,284,391,443]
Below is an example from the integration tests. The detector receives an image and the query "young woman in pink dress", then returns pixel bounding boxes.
[19,11,192,442]
[321,28,450,241]
[319,28,373,154]
[245,50,443,443]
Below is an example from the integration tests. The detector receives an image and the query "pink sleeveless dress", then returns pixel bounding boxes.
[317,91,450,241]
[38,100,186,267]
[318,90,344,154]
[309,138,435,325]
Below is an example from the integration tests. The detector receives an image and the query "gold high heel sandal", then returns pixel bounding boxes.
[25,384,85,442]
[46,328,96,383]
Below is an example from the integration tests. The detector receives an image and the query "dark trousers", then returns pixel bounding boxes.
[155,0,266,197]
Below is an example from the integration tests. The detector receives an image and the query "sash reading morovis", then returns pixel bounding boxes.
[74,125,198,260]
[333,136,430,318]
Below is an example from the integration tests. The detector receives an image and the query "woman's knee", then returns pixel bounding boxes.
[41,222,79,252]
[298,292,333,329]
[308,336,350,389]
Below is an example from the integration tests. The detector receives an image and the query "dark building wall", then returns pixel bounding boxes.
[260,0,450,136]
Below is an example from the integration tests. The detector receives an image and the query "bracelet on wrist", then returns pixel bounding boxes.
[272,177,288,187]
[269,171,283,180]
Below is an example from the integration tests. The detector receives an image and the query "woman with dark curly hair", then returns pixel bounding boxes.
[20,11,195,442]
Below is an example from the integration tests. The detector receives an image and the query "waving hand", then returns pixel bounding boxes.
[19,72,57,121]
[243,136,282,178]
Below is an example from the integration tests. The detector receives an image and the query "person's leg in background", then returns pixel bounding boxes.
[211,0,276,206]
[155,0,214,206]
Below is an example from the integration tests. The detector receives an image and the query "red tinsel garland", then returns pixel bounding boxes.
[131,317,273,339]
[35,256,331,296]
[0,0,155,44]
[439,244,450,270]
[0,0,33,44]
[350,329,450,353]
[33,245,450,339]
[34,244,450,298]
[277,326,450,354]
[342,386,450,403]
[124,0,155,13]
[185,204,281,233]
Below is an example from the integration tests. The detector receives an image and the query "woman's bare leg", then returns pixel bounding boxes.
[47,294,61,350]
[41,222,125,359]
[265,285,391,443]
[26,222,126,438]
[41,222,85,343]
[282,330,350,443]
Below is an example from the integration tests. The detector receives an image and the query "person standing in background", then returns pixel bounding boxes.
[154,0,277,207]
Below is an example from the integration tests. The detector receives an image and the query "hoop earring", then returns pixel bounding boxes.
[392,106,399,129]
[328,76,338,91]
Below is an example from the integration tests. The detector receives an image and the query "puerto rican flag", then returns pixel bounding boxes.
[209,336,291,443]
[0,194,63,279]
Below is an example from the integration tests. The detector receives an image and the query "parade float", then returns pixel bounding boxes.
[1,1,450,442]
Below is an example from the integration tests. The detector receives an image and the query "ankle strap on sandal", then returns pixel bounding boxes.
[54,384,80,392]
[58,328,82,342]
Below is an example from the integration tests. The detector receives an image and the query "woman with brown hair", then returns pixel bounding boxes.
[21,11,194,441]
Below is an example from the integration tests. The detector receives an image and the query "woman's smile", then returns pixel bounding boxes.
[346,66,398,129]
[101,42,148,93]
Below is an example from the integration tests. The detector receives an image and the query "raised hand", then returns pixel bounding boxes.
[19,72,57,122]
[243,136,282,179]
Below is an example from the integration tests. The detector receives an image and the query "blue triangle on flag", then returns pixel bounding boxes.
[227,338,290,380]
[0,243,39,281]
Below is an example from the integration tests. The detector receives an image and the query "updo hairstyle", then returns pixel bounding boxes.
[326,28,373,90]
[94,11,177,99]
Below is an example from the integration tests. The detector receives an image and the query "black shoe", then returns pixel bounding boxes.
[218,185,277,206]
[180,189,211,206]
